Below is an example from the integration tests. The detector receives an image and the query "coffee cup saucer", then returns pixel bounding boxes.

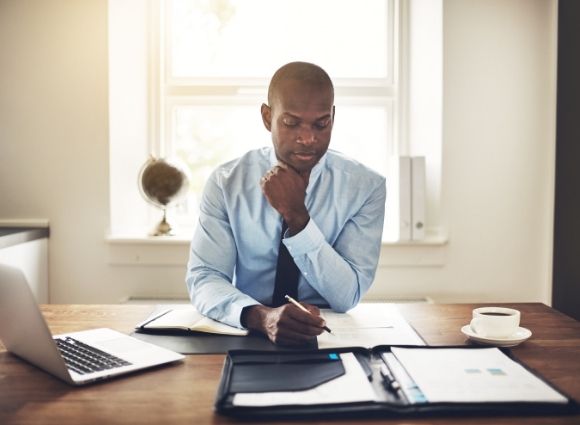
[461,325,532,347]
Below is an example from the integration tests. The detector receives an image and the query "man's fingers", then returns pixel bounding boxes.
[260,166,282,187]
[261,305,325,346]
[262,163,300,186]
[305,304,321,316]
[286,303,324,324]
[282,305,326,333]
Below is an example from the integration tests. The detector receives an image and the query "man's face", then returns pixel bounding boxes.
[262,79,335,175]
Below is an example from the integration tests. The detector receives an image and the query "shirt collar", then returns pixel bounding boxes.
[268,147,327,194]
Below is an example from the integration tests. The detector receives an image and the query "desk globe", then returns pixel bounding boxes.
[138,155,189,236]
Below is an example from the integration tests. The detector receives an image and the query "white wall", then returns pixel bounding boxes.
[370,0,558,304]
[0,0,557,305]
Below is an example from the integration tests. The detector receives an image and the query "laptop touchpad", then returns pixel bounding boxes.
[96,336,150,353]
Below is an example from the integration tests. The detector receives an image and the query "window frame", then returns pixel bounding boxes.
[147,0,404,232]
[108,0,447,246]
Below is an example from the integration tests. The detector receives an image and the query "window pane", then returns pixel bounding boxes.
[172,101,389,215]
[170,0,390,80]
[331,104,390,176]
[172,103,268,200]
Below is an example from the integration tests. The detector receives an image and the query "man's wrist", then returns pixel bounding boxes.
[241,304,269,331]
[285,213,310,236]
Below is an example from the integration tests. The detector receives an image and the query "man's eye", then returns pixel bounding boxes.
[314,121,330,130]
[283,120,298,127]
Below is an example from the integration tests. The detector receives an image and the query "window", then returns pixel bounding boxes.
[155,0,400,231]
[109,0,444,243]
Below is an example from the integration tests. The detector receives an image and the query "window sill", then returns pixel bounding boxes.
[378,233,448,267]
[106,231,448,267]
[107,233,193,245]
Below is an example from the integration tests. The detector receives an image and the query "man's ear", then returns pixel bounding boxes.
[261,103,272,132]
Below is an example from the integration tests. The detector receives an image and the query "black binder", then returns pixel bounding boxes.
[214,345,578,420]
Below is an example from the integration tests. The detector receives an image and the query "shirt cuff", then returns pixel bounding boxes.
[282,218,325,258]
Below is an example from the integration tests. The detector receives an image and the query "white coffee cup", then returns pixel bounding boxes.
[470,307,520,339]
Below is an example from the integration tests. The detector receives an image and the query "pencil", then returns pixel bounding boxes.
[284,295,332,334]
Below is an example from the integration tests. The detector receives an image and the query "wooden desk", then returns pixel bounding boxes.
[1,303,578,425]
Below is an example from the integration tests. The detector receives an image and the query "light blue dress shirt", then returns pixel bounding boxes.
[186,147,386,328]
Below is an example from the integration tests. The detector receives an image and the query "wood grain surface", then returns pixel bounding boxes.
[1,303,578,425]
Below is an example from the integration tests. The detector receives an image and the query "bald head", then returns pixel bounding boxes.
[267,62,334,107]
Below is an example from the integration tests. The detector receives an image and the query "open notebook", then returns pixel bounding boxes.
[135,306,248,336]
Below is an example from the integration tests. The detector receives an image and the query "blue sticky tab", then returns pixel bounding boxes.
[328,353,339,360]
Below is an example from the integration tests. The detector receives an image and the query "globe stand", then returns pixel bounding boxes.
[150,208,173,236]
[138,155,189,237]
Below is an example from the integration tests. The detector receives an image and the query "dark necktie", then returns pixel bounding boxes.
[271,220,300,307]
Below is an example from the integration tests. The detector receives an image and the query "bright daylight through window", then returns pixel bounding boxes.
[159,0,399,233]
[108,0,438,243]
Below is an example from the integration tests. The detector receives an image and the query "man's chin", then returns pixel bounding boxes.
[289,156,320,173]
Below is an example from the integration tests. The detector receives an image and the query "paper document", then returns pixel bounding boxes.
[391,347,568,403]
[317,303,425,348]
[232,353,377,407]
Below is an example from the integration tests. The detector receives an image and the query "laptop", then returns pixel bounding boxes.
[0,264,185,385]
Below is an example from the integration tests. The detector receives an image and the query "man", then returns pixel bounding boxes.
[186,61,385,345]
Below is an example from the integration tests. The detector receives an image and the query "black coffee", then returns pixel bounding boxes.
[481,312,512,316]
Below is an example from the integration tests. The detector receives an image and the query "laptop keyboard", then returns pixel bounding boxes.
[55,336,132,375]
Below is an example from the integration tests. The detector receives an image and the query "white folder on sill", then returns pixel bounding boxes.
[386,156,412,241]
[410,156,426,241]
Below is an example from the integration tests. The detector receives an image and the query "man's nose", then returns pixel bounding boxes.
[296,126,316,144]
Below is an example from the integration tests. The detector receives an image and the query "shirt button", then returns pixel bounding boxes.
[304,272,308,276]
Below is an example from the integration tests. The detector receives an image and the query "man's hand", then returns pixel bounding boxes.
[260,164,310,235]
[242,304,327,345]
